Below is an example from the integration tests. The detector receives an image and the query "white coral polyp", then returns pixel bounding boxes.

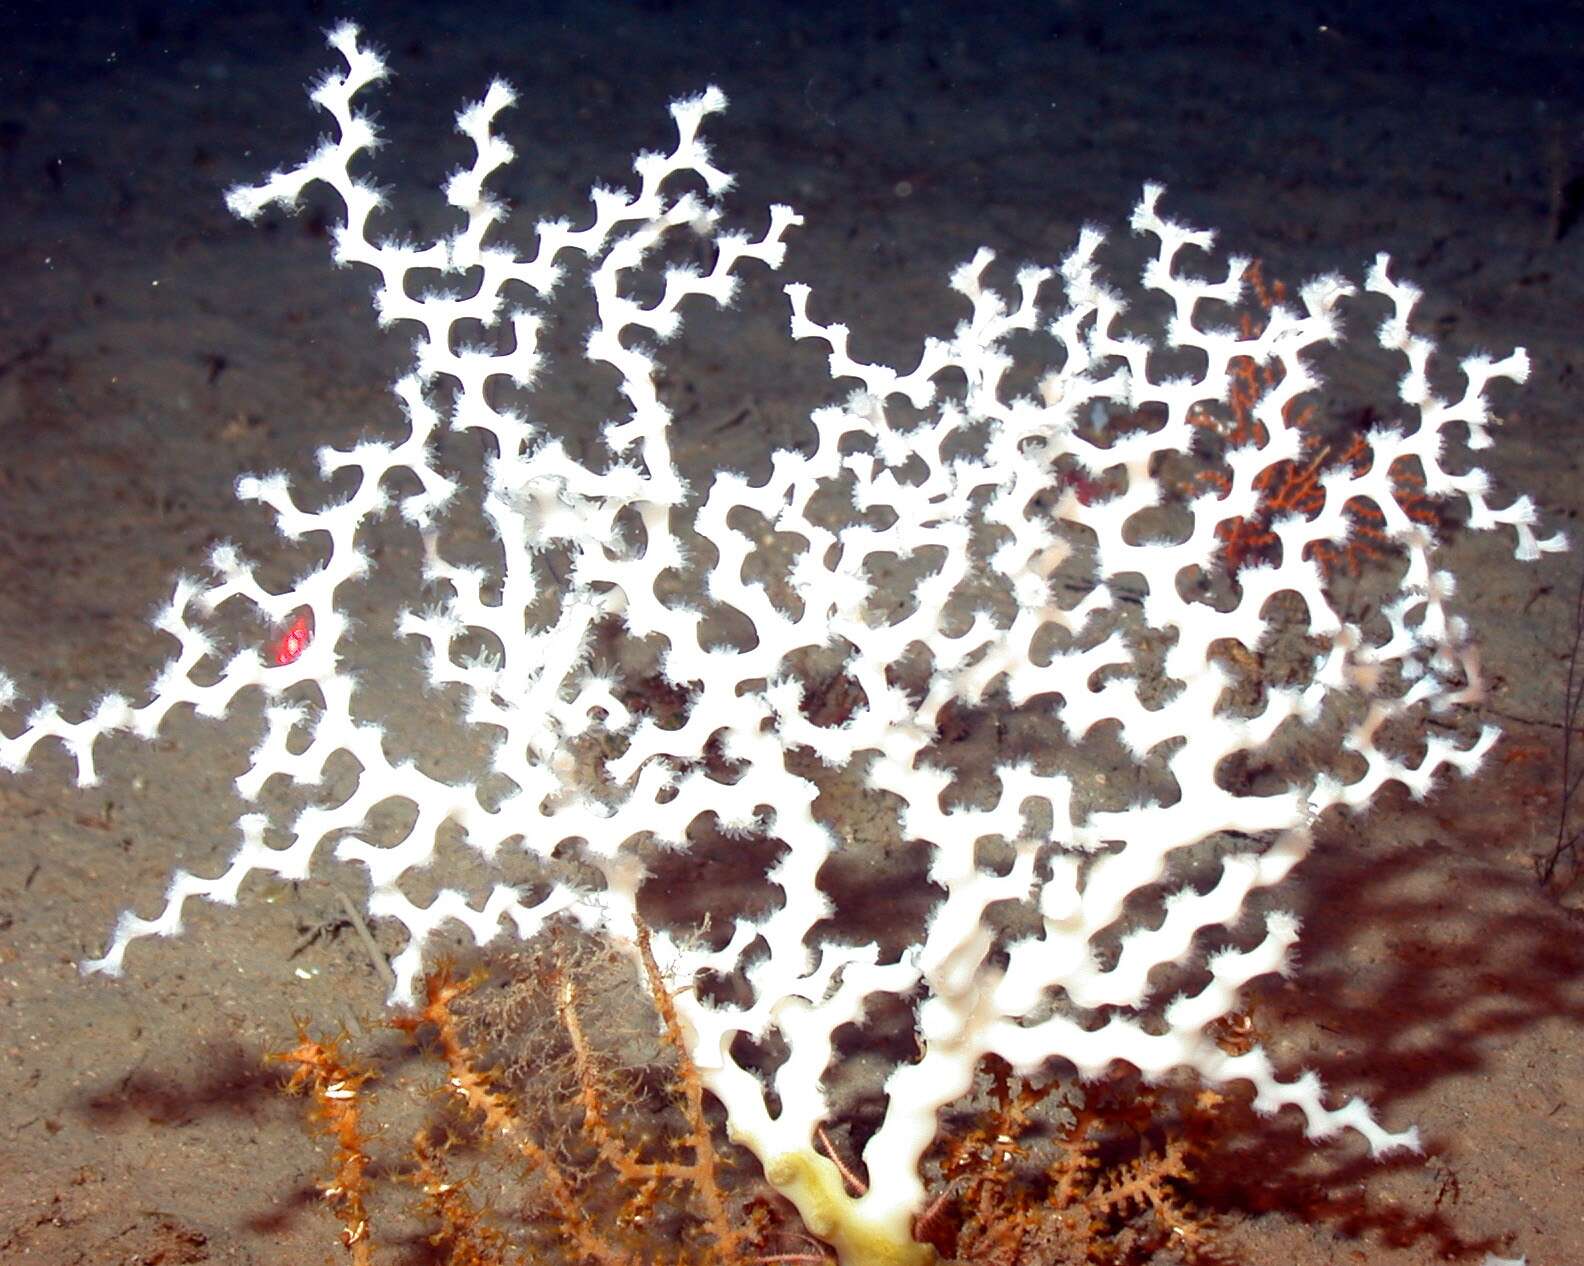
[1,22,1563,1266]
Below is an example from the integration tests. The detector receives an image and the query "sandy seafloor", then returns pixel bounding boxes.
[2,1,1584,1262]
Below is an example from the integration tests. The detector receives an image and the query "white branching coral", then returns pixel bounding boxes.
[0,22,1564,1266]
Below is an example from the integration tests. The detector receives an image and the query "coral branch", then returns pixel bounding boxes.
[269,1028,378,1265]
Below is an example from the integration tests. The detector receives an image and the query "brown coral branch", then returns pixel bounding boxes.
[408,1129,514,1266]
[269,1027,377,1266]
[393,965,621,1266]
[632,918,750,1263]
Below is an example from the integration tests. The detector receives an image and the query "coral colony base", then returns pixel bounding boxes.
[0,21,1565,1266]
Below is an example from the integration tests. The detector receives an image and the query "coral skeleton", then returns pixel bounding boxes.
[0,22,1564,1266]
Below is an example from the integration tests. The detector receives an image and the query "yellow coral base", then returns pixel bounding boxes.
[763,1149,935,1266]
